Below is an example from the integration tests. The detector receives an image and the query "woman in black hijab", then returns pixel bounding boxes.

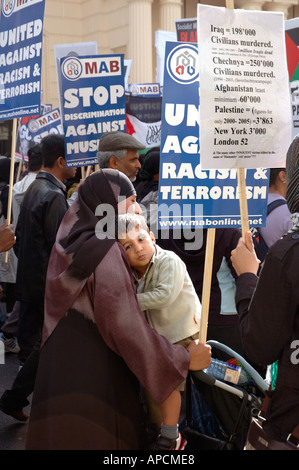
[26,169,211,450]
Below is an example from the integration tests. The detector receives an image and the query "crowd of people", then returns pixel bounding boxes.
[0,130,298,450]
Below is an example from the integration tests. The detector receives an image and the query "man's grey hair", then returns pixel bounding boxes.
[97,149,127,168]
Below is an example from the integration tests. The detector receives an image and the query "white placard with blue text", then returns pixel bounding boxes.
[157,42,269,230]
[197,5,292,170]
[60,54,126,168]
[0,0,45,121]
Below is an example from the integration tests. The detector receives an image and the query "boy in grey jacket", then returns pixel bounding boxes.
[118,213,201,450]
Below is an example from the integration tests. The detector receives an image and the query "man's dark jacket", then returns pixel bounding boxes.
[14,171,69,306]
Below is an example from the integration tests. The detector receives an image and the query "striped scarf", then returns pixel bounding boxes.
[286,135,299,217]
[289,212,299,232]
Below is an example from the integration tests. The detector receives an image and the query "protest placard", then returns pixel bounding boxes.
[157,41,269,231]
[197,3,292,342]
[197,5,292,170]
[175,18,197,43]
[0,0,45,120]
[0,0,45,262]
[285,18,299,139]
[127,83,161,97]
[60,54,126,168]
[126,92,162,148]
[28,108,63,144]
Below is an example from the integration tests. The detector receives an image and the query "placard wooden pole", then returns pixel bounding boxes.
[237,167,249,240]
[226,0,235,8]
[4,118,18,263]
[86,165,92,177]
[199,227,216,343]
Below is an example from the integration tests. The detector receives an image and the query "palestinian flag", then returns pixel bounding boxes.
[126,94,162,149]
[285,19,299,138]
[285,22,299,81]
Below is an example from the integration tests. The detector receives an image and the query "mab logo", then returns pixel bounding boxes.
[1,0,15,16]
[2,0,43,17]
[61,56,121,81]
[166,44,199,85]
[61,57,83,81]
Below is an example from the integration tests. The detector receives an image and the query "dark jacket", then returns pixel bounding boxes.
[235,230,299,441]
[15,171,69,306]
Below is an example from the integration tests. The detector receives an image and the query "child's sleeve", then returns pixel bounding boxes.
[137,255,185,311]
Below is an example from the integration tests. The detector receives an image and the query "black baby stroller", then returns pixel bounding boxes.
[180,340,268,450]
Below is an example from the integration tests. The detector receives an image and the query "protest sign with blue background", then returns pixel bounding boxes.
[60,54,126,168]
[0,0,45,121]
[157,41,269,230]
[28,108,63,144]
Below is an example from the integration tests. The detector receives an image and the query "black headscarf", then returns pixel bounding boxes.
[60,168,136,280]
[43,169,137,344]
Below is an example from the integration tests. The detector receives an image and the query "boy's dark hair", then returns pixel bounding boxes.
[28,144,43,171]
[41,134,65,168]
[117,213,149,238]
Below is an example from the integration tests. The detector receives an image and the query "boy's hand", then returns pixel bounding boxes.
[187,340,211,370]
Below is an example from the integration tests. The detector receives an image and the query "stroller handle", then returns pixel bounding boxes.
[206,340,268,393]
[191,370,252,400]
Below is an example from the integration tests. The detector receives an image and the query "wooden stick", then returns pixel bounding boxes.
[199,228,216,343]
[86,165,92,177]
[4,118,17,263]
[237,167,249,240]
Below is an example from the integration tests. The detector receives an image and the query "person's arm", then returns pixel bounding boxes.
[231,232,295,365]
[0,221,15,253]
[92,243,211,404]
[137,255,185,312]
